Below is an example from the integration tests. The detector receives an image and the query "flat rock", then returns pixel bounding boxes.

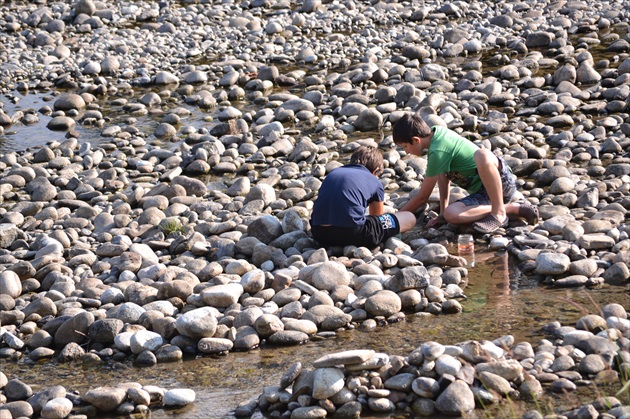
[82,387,127,412]
[313,350,376,368]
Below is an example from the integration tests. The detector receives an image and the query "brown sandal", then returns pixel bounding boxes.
[472,214,509,234]
[518,202,539,225]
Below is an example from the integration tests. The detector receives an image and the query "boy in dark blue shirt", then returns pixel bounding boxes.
[310,146,416,248]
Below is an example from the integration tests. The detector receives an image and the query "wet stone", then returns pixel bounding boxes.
[549,378,577,393]
[163,389,196,407]
[267,330,309,346]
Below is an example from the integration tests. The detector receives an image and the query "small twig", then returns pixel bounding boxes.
[557,297,590,315]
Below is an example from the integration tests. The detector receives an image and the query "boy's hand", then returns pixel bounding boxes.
[425,214,447,229]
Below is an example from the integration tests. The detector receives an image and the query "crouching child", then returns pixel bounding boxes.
[392,113,538,234]
[310,146,416,248]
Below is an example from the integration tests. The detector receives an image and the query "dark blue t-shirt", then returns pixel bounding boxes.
[311,164,384,228]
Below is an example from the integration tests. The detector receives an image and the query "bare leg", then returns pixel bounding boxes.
[444,202,522,224]
[395,211,417,233]
[441,149,537,228]
[474,149,507,223]
[444,202,491,224]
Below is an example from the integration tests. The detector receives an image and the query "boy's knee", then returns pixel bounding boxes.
[443,206,459,223]
[397,211,416,232]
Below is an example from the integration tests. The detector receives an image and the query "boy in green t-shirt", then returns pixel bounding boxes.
[392,113,538,234]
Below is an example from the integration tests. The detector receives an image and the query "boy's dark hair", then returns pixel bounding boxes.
[350,146,384,176]
[392,113,432,144]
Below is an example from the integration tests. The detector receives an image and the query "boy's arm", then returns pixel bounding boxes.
[425,174,450,229]
[400,175,439,213]
[438,174,450,213]
[368,201,384,216]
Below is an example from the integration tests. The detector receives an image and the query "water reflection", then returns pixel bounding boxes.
[0,90,104,153]
[466,251,518,330]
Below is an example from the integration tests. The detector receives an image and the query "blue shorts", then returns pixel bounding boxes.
[311,214,401,248]
[457,156,517,207]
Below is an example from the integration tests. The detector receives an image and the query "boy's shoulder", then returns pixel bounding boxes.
[430,126,463,143]
[341,163,368,172]
[429,125,449,136]
[343,164,381,182]
[330,164,372,178]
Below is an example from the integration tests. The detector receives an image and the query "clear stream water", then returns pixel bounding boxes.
[0,88,186,154]
[2,251,627,418]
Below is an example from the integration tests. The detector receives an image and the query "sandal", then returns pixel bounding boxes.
[472,214,509,234]
[518,202,539,225]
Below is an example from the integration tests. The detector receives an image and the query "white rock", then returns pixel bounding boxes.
[607,316,629,333]
[129,243,160,268]
[175,307,219,339]
[0,270,22,298]
[435,354,462,376]
[200,283,244,307]
[41,397,73,419]
[114,331,134,352]
[489,236,510,249]
[240,269,265,294]
[130,330,164,354]
[163,389,195,406]
[312,368,345,399]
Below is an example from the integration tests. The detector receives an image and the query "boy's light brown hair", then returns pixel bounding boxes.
[350,146,384,177]
[392,113,432,144]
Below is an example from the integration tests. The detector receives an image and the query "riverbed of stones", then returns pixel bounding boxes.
[0,0,629,417]
[244,306,630,418]
[0,375,196,419]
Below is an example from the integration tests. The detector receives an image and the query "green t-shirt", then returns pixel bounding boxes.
[425,126,482,194]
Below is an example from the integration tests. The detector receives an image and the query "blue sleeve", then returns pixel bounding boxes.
[368,182,385,204]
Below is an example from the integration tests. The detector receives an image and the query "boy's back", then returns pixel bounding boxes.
[311,164,383,228]
[310,145,416,248]
[427,126,482,194]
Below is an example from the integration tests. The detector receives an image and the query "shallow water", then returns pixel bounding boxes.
[1,90,628,417]
[0,91,93,153]
[2,252,627,418]
[0,89,213,154]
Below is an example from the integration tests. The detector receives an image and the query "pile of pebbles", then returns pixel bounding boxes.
[244,305,629,418]
[0,0,629,417]
[0,135,472,362]
[0,373,196,418]
[0,0,626,296]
